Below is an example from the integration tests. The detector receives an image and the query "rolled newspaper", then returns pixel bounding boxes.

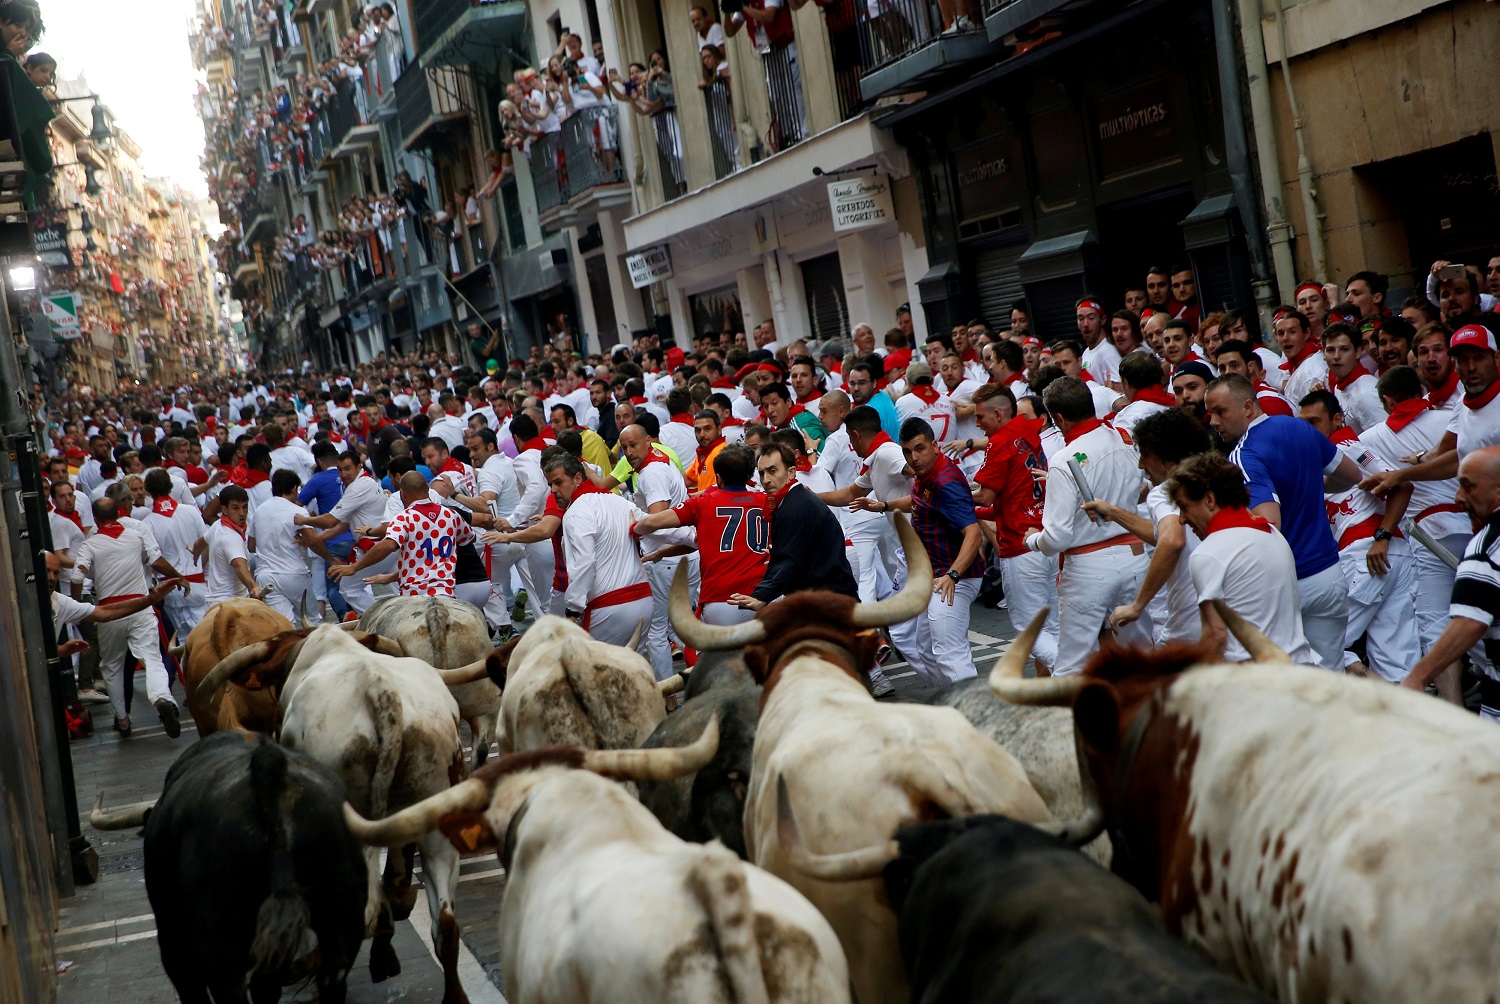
[1401,518,1460,571]
[1067,457,1103,526]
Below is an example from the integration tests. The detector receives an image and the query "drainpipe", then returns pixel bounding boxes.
[1267,0,1328,285]
[1210,0,1269,296]
[1236,0,1298,302]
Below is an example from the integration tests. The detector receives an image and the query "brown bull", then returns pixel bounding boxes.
[179,599,294,735]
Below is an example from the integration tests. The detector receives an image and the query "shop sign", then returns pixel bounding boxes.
[626,245,673,289]
[34,222,69,266]
[42,290,81,340]
[1091,79,1179,181]
[827,177,894,232]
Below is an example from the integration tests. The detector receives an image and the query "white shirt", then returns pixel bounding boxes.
[143,498,206,582]
[269,445,315,485]
[1324,437,1408,557]
[1081,339,1122,387]
[1447,386,1500,465]
[896,388,959,442]
[1254,347,1287,389]
[626,457,690,552]
[1029,422,1141,556]
[52,590,96,635]
[49,510,88,587]
[74,523,161,602]
[1280,351,1329,412]
[249,496,311,577]
[1112,398,1172,436]
[659,421,698,465]
[807,426,881,534]
[697,21,726,50]
[76,457,104,493]
[942,378,983,443]
[853,440,912,503]
[1145,483,1199,644]
[203,520,251,604]
[330,473,390,534]
[561,491,649,612]
[1358,407,1469,539]
[1087,381,1122,420]
[731,395,762,423]
[1189,522,1316,665]
[429,414,467,451]
[509,448,550,524]
[475,453,520,517]
[1331,373,1385,435]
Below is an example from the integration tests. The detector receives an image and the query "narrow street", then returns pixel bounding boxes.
[56,604,1021,1003]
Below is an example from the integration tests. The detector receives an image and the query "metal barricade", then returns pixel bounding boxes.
[761,42,806,151]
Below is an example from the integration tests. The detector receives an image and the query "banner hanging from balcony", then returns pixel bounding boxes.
[827,176,894,232]
[42,290,81,340]
[626,245,672,289]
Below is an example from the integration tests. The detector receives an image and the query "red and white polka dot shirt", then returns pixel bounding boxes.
[385,500,475,597]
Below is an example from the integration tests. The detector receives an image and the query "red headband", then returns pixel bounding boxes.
[1273,308,1301,324]
[1295,281,1324,299]
[1076,299,1103,315]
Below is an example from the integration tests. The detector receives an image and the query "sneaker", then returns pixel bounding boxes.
[492,625,515,645]
[114,715,132,737]
[155,698,182,739]
[77,689,111,705]
[871,676,896,697]
[511,589,529,623]
[875,643,895,665]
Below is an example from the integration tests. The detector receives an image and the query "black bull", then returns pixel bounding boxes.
[138,732,367,1004]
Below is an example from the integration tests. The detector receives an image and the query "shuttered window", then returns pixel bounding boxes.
[966,237,1026,330]
[801,253,849,347]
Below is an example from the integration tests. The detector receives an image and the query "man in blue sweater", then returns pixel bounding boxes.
[298,441,354,620]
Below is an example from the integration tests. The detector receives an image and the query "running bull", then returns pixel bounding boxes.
[342,716,853,1004]
[90,731,367,1004]
[992,601,1500,1003]
[175,598,294,735]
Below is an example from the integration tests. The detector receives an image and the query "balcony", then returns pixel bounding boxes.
[366,29,407,121]
[415,0,526,69]
[396,66,473,150]
[233,257,259,283]
[326,79,382,157]
[855,0,1003,101]
[528,106,629,223]
[703,80,740,181]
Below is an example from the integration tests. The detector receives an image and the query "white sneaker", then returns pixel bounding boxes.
[953,14,975,31]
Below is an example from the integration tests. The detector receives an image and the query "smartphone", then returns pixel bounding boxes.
[1438,264,1467,281]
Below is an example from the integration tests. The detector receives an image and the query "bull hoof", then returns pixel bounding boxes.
[368,937,401,982]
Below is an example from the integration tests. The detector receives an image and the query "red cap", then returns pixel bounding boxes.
[665,347,685,367]
[883,350,912,373]
[733,363,760,383]
[1022,335,1042,347]
[1451,324,1498,353]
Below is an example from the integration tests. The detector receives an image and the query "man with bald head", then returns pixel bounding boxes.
[619,423,695,681]
[333,471,474,598]
[1403,446,1500,710]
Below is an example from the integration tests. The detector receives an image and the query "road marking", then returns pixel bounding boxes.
[408,887,508,1004]
[57,928,158,952]
[57,913,154,936]
[967,631,1001,645]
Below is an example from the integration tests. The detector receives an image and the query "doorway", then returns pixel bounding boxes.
[1094,185,1198,305]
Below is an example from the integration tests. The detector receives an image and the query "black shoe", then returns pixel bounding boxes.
[155,698,181,739]
[114,716,132,737]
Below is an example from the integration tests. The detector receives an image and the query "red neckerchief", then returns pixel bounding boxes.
[711,376,736,389]
[184,464,208,485]
[765,479,796,517]
[151,495,178,517]
[722,416,744,427]
[1385,398,1433,432]
[857,430,893,460]
[670,412,694,424]
[629,396,648,405]
[909,384,941,405]
[1328,363,1371,393]
[51,504,84,532]
[796,389,823,405]
[1062,416,1104,445]
[961,349,979,363]
[1465,379,1500,411]
[794,454,813,473]
[636,448,670,469]
[1279,339,1322,372]
[408,501,443,521]
[1130,385,1176,407]
[1330,427,1359,445]
[1079,370,1096,383]
[696,436,725,466]
[1206,507,1273,535]
[565,479,610,505]
[1006,373,1028,387]
[437,456,469,478]
[519,437,548,454]
[95,520,126,539]
[1428,370,1460,409]
[240,468,270,487]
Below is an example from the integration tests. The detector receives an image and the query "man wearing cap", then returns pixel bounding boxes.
[1076,296,1121,391]
[817,340,845,392]
[883,349,912,390]
[895,358,958,444]
[1173,361,1215,429]
[1020,335,1043,381]
[1274,305,1329,408]
[1206,374,1365,671]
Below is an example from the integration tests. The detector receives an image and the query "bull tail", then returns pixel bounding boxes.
[247,741,312,978]
[686,846,770,1004]
[558,635,606,748]
[367,688,404,820]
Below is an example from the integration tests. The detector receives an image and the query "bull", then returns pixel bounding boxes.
[195,624,486,1004]
[90,731,367,1004]
[991,601,1500,1003]
[636,651,760,858]
[776,791,1271,1003]
[484,614,663,754]
[671,514,1082,1004]
[342,716,853,1004]
[176,599,294,735]
[358,596,502,768]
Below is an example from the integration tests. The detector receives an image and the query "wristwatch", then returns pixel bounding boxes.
[946,569,962,582]
[1371,529,1393,542]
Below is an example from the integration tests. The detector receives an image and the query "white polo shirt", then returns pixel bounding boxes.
[1188,519,1316,665]
[1081,339,1122,387]
[853,440,912,503]
[203,519,251,604]
[330,473,391,536]
[249,496,310,578]
[476,453,520,516]
[1145,483,1199,644]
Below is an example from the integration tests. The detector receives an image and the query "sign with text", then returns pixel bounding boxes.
[42,290,80,340]
[626,245,672,289]
[827,177,894,232]
[33,222,69,266]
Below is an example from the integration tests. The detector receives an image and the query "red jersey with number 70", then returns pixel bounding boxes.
[671,487,770,603]
[974,415,1048,559]
[385,500,475,597]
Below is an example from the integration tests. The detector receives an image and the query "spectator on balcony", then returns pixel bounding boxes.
[725,0,805,150]
[478,148,511,199]
[555,32,601,77]
[394,171,433,261]
[22,49,52,93]
[935,0,981,34]
[559,55,617,177]
[517,67,561,137]
[608,54,680,192]
[690,5,727,58]
[0,0,42,58]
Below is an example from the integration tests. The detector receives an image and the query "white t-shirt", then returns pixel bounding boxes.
[1280,352,1329,412]
[203,520,251,604]
[942,378,983,444]
[476,453,521,517]
[697,21,726,51]
[270,445,315,484]
[330,473,390,534]
[49,510,88,587]
[1081,339,1122,387]
[1358,408,1469,539]
[143,498,206,581]
[808,425,881,535]
[626,457,690,552]
[1145,483,1199,644]
[52,589,95,634]
[1447,387,1500,465]
[429,415,467,451]
[75,524,161,603]
[1188,522,1316,665]
[1332,373,1385,435]
[1255,347,1286,390]
[896,389,958,443]
[249,496,311,577]
[853,440,912,503]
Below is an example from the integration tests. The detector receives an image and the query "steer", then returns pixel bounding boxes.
[195,625,487,1004]
[177,599,294,735]
[636,651,760,858]
[342,717,853,1004]
[485,614,662,754]
[776,793,1271,1003]
[991,601,1500,1004]
[359,596,502,767]
[671,513,1077,1004]
[90,731,367,1004]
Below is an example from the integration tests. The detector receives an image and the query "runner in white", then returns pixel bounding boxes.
[332,471,475,598]
[294,450,393,615]
[249,470,323,624]
[202,485,262,606]
[142,468,207,639]
[618,423,693,681]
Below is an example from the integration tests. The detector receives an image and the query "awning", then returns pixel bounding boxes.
[497,231,572,301]
[418,1,527,70]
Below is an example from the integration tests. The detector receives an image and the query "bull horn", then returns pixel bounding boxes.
[583,713,719,780]
[987,608,1086,705]
[851,514,934,628]
[89,793,156,831]
[336,619,365,632]
[194,639,277,706]
[658,673,686,696]
[777,776,898,881]
[341,777,491,848]
[1211,600,1290,663]
[358,632,405,658]
[668,561,766,652]
[168,644,186,662]
[626,617,644,652]
[1031,734,1105,848]
[437,658,492,687]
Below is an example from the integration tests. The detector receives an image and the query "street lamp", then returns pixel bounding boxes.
[79,210,96,253]
[87,101,112,146]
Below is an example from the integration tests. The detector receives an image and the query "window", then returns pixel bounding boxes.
[501,179,525,252]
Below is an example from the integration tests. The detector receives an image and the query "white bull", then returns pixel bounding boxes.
[492,614,664,754]
[359,596,501,767]
[343,716,852,1004]
[196,625,480,1004]
[671,516,1083,1004]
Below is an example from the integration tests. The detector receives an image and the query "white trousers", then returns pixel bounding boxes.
[585,596,654,655]
[645,556,687,682]
[483,541,524,629]
[310,555,328,604]
[454,579,491,612]
[1054,547,1151,676]
[261,570,312,625]
[701,601,756,626]
[847,519,887,603]
[917,578,981,685]
[999,550,1059,670]
[338,549,397,614]
[1338,542,1421,683]
[98,608,173,720]
[1297,563,1350,672]
[162,588,207,643]
[1411,533,1468,652]
[516,540,555,621]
